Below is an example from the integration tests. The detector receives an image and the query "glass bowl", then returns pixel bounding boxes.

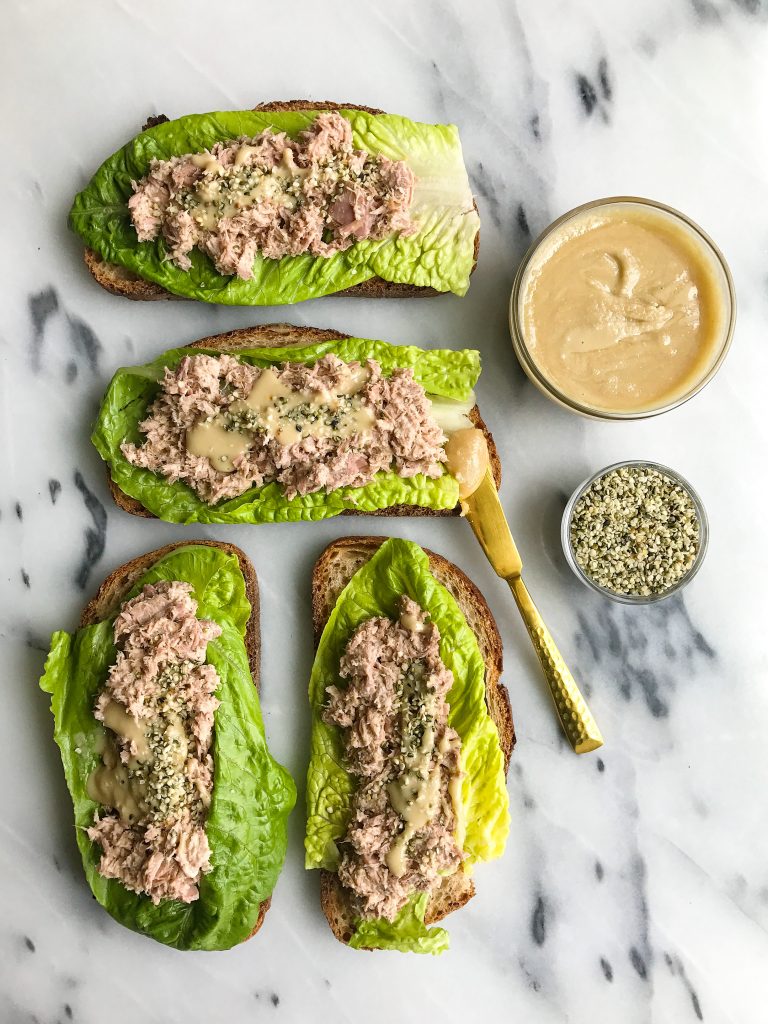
[561,459,709,605]
[509,196,736,421]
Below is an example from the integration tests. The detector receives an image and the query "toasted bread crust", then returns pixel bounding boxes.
[79,539,268,942]
[105,322,501,520]
[82,99,480,301]
[311,537,515,948]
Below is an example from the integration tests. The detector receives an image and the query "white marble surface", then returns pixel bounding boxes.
[2,1,767,1021]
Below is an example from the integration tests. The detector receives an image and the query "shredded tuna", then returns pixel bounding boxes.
[121,353,447,505]
[324,598,463,921]
[87,581,221,905]
[129,112,416,280]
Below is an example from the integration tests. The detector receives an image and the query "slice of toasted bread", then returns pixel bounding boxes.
[80,539,269,940]
[311,536,515,948]
[106,322,501,521]
[82,100,479,302]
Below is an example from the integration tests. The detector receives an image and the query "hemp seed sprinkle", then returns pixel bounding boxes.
[569,465,701,597]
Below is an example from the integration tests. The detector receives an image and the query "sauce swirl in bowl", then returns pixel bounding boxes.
[510,197,735,419]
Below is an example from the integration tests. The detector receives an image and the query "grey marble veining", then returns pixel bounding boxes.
[2,1,767,1021]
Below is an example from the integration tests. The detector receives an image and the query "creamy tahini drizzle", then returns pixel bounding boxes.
[87,694,192,826]
[398,606,426,634]
[384,605,463,880]
[186,365,375,472]
[186,147,309,230]
[386,728,462,878]
[87,699,151,824]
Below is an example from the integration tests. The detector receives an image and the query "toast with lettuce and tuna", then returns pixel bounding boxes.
[39,541,296,950]
[71,100,480,305]
[306,537,514,954]
[93,323,501,525]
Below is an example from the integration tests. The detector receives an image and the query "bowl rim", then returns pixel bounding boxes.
[509,195,737,421]
[561,459,710,605]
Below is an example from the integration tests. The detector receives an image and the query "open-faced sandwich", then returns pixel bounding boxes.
[40,541,295,950]
[305,538,514,953]
[70,101,480,305]
[93,323,500,524]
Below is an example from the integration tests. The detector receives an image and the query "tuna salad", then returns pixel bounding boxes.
[86,581,221,905]
[122,353,447,505]
[129,112,416,280]
[324,597,464,921]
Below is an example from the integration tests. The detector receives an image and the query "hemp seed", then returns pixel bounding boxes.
[569,465,701,597]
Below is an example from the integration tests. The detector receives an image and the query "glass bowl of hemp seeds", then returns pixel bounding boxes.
[561,460,708,604]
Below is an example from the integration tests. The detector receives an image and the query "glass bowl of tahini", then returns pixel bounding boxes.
[509,197,736,420]
[561,460,709,604]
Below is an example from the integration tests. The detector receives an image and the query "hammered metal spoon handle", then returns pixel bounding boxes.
[507,575,604,753]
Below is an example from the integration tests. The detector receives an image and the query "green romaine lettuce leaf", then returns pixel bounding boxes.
[69,109,479,304]
[91,336,480,524]
[349,893,449,955]
[305,538,510,953]
[40,545,296,950]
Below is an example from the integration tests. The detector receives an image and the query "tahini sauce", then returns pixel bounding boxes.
[519,204,727,413]
[186,366,375,472]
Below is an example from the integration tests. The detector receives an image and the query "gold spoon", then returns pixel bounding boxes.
[463,467,603,754]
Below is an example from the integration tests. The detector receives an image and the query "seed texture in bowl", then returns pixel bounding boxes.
[568,464,701,598]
